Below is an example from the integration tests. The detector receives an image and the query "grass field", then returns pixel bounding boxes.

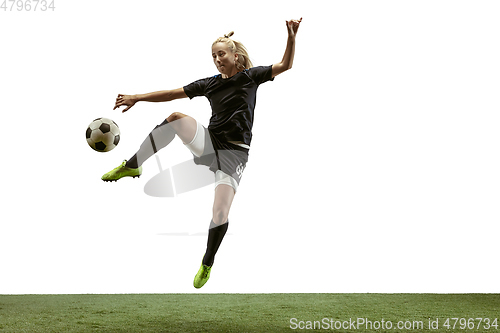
[0,294,498,332]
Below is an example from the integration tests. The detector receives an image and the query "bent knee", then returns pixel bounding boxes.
[167,112,187,122]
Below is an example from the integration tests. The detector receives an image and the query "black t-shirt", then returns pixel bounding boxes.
[183,65,274,147]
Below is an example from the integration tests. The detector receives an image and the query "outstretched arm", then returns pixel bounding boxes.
[114,87,188,113]
[272,18,302,78]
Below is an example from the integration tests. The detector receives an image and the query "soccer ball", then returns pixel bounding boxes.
[86,118,120,152]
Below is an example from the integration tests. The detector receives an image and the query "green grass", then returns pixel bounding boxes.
[0,294,499,332]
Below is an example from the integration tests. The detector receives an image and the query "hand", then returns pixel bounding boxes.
[114,94,137,113]
[286,18,302,38]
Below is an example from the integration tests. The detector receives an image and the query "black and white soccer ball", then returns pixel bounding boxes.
[86,118,120,152]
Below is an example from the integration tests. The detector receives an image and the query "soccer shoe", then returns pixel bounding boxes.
[193,262,212,289]
[101,160,142,182]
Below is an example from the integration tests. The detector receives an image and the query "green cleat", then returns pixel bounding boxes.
[101,160,142,182]
[193,262,212,289]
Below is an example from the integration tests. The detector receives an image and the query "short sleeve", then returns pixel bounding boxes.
[183,78,208,100]
[247,65,274,85]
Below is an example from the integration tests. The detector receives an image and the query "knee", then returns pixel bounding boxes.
[212,207,229,225]
[167,112,185,123]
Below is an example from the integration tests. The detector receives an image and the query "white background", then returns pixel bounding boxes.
[1,0,499,294]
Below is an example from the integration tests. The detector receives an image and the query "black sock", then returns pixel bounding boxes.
[202,220,229,267]
[126,119,175,169]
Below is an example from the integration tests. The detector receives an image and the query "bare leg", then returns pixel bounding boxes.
[202,184,235,267]
[166,112,198,144]
[212,184,235,225]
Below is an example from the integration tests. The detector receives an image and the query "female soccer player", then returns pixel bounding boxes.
[103,18,302,288]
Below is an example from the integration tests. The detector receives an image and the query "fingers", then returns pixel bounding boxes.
[114,94,127,111]
[114,101,125,111]
[113,103,130,112]
[286,18,302,33]
[287,18,302,24]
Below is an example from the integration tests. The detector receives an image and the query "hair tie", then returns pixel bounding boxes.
[224,31,234,39]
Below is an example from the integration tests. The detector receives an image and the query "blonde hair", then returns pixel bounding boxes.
[212,31,253,70]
